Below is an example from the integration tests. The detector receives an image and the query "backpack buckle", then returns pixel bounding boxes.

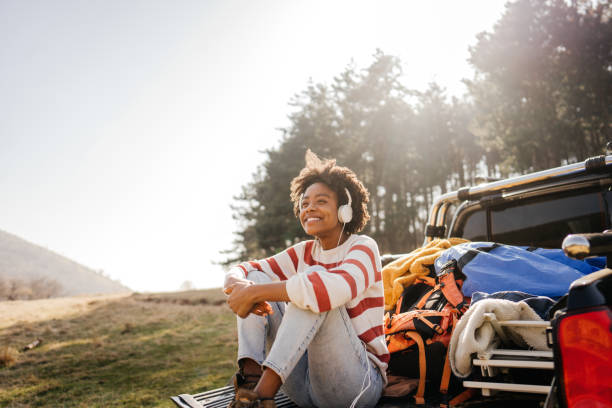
[455,301,468,315]
[436,260,457,279]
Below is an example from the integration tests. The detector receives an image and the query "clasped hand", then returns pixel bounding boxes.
[224,280,273,318]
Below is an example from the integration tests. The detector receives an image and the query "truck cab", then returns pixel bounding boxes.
[426,155,612,248]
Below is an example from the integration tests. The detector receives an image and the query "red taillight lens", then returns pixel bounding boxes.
[557,308,612,408]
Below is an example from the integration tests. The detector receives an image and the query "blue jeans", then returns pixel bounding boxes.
[237,271,384,408]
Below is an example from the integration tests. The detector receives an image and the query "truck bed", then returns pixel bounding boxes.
[170,384,550,408]
[171,386,437,408]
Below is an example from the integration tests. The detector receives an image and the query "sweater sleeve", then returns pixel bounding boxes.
[286,236,382,313]
[225,243,302,284]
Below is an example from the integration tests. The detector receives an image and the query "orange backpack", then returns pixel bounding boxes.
[384,259,469,405]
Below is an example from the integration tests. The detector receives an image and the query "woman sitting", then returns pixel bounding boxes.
[225,150,388,408]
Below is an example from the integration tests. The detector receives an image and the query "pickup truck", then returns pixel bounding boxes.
[172,153,612,408]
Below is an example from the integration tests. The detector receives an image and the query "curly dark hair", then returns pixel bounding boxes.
[290,149,370,235]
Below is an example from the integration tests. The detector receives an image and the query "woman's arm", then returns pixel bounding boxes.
[227,281,290,318]
[223,243,303,294]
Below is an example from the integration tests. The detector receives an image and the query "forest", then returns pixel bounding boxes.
[224,0,611,263]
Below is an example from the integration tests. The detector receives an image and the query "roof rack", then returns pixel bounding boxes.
[424,154,612,241]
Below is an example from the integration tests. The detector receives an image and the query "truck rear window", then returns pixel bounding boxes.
[460,209,487,241]
[456,189,612,248]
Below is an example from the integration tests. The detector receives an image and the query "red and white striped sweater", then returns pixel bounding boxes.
[227,234,389,378]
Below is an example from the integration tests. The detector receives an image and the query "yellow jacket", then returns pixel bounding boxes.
[383,238,468,310]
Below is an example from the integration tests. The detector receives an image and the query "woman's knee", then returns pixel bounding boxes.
[246,270,272,284]
[284,302,327,321]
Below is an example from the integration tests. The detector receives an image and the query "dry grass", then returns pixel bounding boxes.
[0,289,237,407]
[0,346,19,367]
[131,289,227,306]
[0,293,131,329]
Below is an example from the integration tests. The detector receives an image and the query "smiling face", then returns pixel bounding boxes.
[299,182,344,243]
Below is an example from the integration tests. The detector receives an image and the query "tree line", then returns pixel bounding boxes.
[0,277,62,301]
[223,0,611,264]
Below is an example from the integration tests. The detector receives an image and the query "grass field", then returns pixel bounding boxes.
[0,289,237,407]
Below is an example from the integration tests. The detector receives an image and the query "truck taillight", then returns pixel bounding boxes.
[557,308,612,408]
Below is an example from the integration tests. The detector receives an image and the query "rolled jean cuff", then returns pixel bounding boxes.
[261,361,286,383]
[237,353,264,366]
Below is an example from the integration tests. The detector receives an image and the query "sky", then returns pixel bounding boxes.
[0,0,508,292]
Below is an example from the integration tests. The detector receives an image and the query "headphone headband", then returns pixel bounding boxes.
[338,187,353,224]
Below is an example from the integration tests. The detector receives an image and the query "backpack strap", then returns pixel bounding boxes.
[439,312,459,408]
[393,275,438,316]
[394,293,404,315]
[415,285,438,309]
[403,331,426,405]
[415,314,446,335]
[447,389,478,407]
[437,261,468,314]
[438,354,452,407]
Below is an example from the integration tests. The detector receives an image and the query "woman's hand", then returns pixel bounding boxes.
[227,282,273,318]
[223,275,250,295]
[250,301,274,316]
[227,282,256,318]
[227,281,289,318]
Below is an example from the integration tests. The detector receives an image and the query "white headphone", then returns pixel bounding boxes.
[338,187,353,224]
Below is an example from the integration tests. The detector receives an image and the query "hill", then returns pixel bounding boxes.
[0,229,130,297]
[0,290,235,407]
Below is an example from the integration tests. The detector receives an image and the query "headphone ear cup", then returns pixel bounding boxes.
[338,205,353,224]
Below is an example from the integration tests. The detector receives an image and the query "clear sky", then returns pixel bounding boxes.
[0,0,507,292]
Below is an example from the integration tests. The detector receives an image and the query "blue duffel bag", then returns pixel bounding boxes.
[433,242,603,298]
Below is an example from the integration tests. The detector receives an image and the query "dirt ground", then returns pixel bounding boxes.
[0,292,132,329]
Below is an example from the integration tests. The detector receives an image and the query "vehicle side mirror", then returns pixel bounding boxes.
[562,232,612,268]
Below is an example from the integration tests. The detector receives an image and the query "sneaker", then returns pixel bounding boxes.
[229,388,276,408]
[228,371,276,408]
[232,371,260,392]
